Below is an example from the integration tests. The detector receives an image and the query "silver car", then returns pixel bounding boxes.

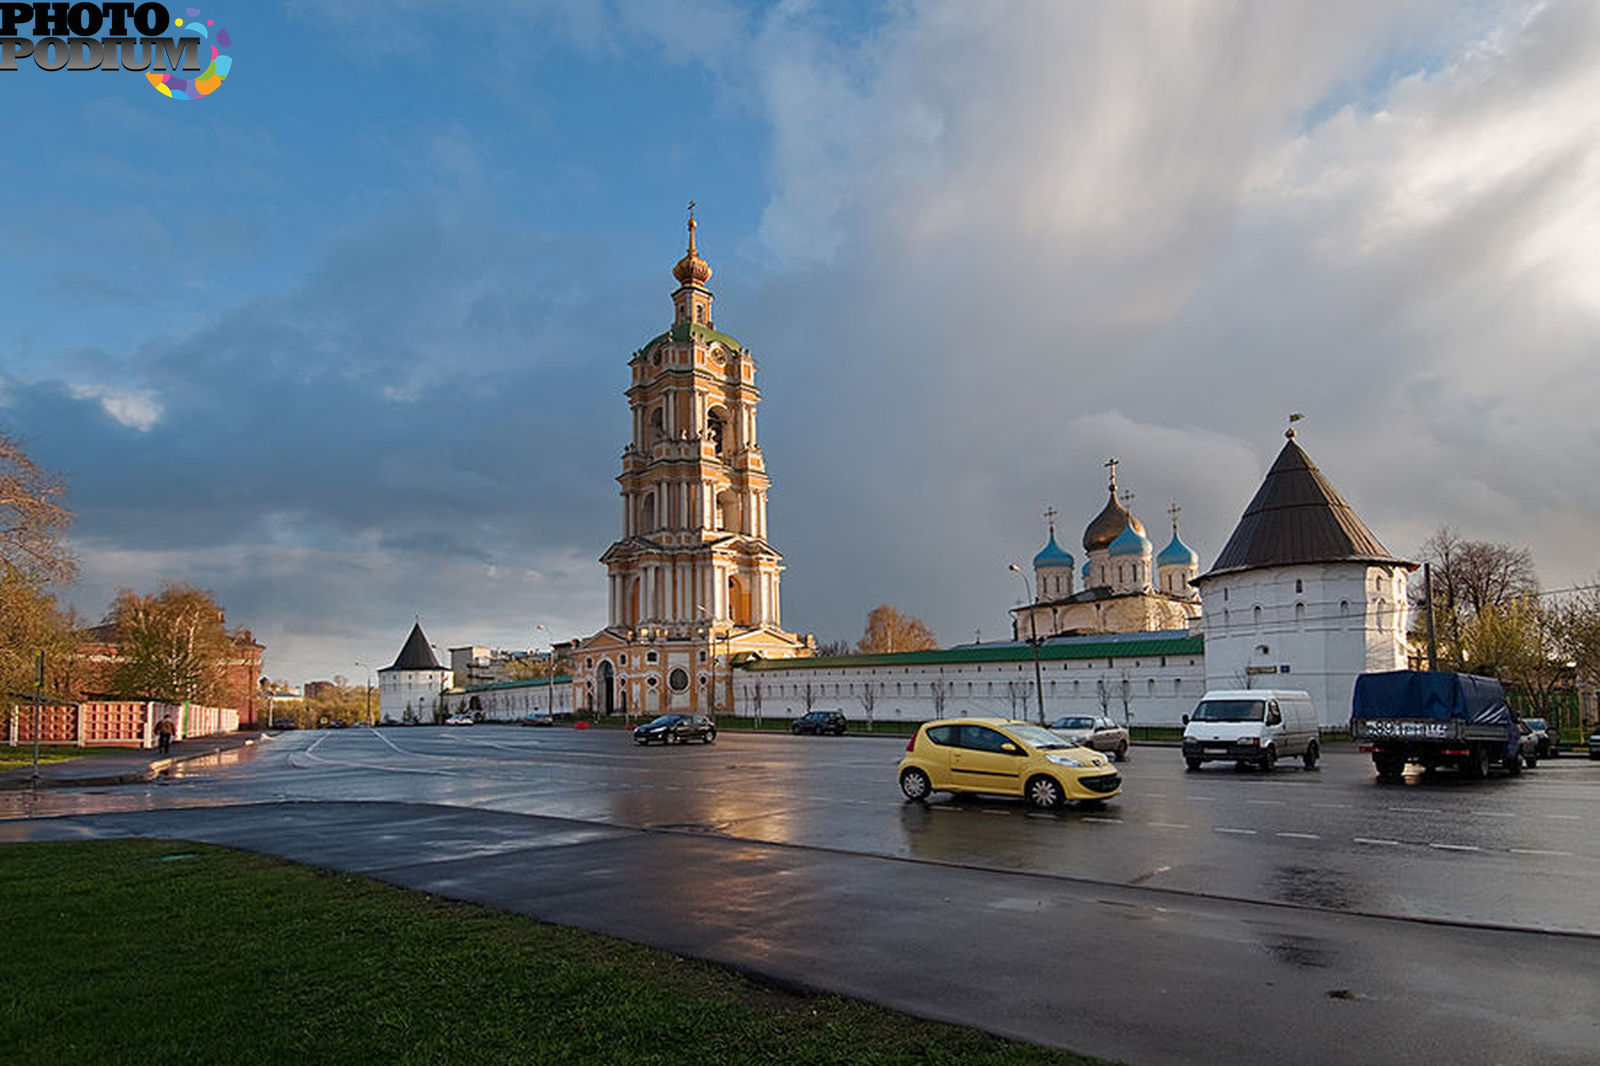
[1047,715,1131,761]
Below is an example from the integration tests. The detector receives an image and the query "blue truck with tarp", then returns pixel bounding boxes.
[1350,670,1527,781]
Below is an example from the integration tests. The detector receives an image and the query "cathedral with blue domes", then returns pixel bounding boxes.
[1012,461,1202,641]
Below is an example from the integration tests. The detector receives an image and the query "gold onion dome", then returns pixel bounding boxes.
[1083,478,1145,552]
[672,215,713,286]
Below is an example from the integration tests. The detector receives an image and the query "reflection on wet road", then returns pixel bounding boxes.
[6,726,1600,933]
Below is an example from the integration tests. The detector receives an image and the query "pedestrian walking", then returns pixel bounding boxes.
[156,714,175,755]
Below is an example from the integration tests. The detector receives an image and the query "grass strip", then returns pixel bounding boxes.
[0,839,1116,1066]
[0,745,134,772]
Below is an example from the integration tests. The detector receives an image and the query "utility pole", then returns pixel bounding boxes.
[30,651,43,786]
[1423,563,1438,671]
[1009,564,1047,724]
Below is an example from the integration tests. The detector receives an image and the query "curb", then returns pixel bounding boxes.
[0,737,259,791]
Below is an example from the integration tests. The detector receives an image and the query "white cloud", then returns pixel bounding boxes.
[67,384,163,431]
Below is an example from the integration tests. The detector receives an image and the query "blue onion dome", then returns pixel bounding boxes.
[1033,532,1075,569]
[1159,529,1199,567]
[1108,523,1151,557]
[1082,560,1091,580]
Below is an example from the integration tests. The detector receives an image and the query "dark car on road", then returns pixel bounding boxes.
[792,710,847,735]
[633,713,717,745]
[1588,724,1600,760]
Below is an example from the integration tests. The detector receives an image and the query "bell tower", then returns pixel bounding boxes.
[574,208,811,717]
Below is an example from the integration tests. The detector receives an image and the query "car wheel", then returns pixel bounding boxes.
[1374,755,1405,781]
[900,767,931,802]
[1466,745,1491,779]
[1524,753,1537,769]
[1185,757,1202,771]
[1262,746,1277,771]
[1303,740,1320,770]
[705,729,716,744]
[791,725,801,735]
[1026,775,1063,810]
[1505,751,1522,775]
[1114,741,1128,762]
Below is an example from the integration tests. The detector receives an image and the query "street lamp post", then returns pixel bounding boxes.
[354,661,373,725]
[1008,564,1046,724]
[536,624,556,719]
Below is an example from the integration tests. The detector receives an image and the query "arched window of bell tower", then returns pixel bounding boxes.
[706,406,728,456]
[641,492,657,533]
[649,407,665,445]
[728,575,751,626]
[716,489,739,533]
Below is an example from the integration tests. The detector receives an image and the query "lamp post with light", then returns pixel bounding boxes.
[1008,563,1046,724]
[354,661,374,725]
[535,624,557,719]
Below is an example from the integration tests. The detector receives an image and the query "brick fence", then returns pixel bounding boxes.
[6,702,240,749]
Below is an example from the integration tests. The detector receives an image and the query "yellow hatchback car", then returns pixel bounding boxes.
[898,717,1122,808]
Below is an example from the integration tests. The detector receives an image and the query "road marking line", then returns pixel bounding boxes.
[1354,837,1401,846]
[1548,814,1581,821]
[1275,832,1321,840]
[1314,803,1352,810]
[1247,799,1285,806]
[1145,793,1167,799]
[1214,827,1257,835]
[1510,848,1573,857]
[1468,811,1515,818]
[1149,822,1190,830]
[1082,816,1123,824]
[1429,843,1480,852]
[1388,806,1442,814]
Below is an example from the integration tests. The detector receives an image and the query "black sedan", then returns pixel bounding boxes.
[792,710,847,735]
[633,713,717,745]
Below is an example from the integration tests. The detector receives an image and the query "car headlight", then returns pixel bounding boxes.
[1237,737,1259,746]
[1046,753,1084,768]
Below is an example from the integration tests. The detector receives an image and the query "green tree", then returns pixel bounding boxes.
[106,583,240,704]
[1458,599,1565,715]
[857,604,938,654]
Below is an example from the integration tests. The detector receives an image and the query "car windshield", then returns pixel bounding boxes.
[643,715,679,727]
[1192,699,1265,722]
[802,712,826,720]
[1525,718,1547,730]
[1050,716,1095,730]
[1003,723,1075,750]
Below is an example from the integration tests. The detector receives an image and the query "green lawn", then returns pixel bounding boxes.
[0,744,133,772]
[0,840,1116,1066]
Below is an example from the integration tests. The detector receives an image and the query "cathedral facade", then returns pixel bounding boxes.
[569,215,811,716]
[1011,463,1202,642]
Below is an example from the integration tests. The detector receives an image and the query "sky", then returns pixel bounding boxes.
[4,0,1599,685]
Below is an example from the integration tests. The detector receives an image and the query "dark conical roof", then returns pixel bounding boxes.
[1199,436,1413,579]
[384,622,442,671]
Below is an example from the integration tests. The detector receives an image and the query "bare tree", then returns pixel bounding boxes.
[930,678,948,720]
[857,681,877,730]
[802,680,817,714]
[0,431,76,587]
[1417,527,1539,668]
[857,604,939,654]
[815,638,851,657]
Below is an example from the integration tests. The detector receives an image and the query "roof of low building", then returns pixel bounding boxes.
[1199,435,1413,579]
[740,631,1203,671]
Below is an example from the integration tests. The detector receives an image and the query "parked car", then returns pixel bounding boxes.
[1588,724,1600,760]
[269,717,297,730]
[1522,717,1555,758]
[1515,718,1541,769]
[633,713,717,745]
[792,710,847,736]
[1046,714,1130,760]
[1183,689,1320,771]
[444,713,474,726]
[520,713,555,727]
[897,717,1121,809]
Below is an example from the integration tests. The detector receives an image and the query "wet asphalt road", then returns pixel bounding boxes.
[3,727,1598,1064]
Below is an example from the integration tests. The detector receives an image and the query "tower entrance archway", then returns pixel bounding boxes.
[597,660,615,715]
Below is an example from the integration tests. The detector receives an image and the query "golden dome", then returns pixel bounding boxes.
[1084,492,1140,552]
[672,214,712,287]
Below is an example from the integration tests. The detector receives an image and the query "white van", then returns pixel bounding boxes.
[1181,689,1320,771]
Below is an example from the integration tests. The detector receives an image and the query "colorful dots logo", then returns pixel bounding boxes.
[147,8,231,100]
